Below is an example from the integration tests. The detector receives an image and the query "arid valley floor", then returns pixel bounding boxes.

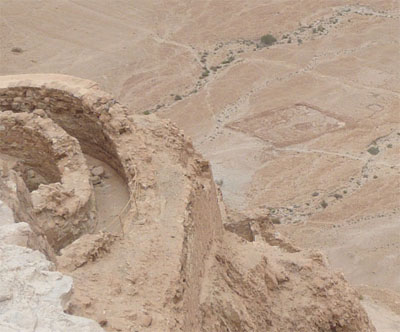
[1,0,399,331]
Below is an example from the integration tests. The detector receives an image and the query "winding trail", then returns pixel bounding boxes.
[275,147,400,168]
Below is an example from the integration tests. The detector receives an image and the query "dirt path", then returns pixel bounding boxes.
[275,147,400,168]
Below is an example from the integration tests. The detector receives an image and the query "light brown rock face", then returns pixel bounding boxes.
[0,74,375,331]
[0,226,105,332]
[200,232,375,332]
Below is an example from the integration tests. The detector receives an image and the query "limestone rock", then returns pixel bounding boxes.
[33,108,47,117]
[0,222,38,248]
[0,227,104,331]
[91,166,105,177]
[138,313,153,328]
[90,175,102,185]
[0,199,14,226]
[58,232,118,272]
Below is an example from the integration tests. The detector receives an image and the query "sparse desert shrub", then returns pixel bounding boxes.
[200,69,210,78]
[297,38,303,44]
[271,217,281,224]
[222,56,235,64]
[260,34,277,46]
[333,193,343,199]
[11,47,23,53]
[367,146,379,155]
[387,143,393,148]
[143,110,150,115]
[318,25,325,32]
[174,95,182,101]
[321,200,328,209]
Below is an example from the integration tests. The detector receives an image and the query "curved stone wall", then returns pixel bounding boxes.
[0,111,96,250]
[0,74,131,180]
[0,112,61,184]
[0,74,138,251]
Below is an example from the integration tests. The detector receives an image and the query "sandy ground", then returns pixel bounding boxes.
[1,0,399,329]
[85,155,130,234]
[363,299,400,332]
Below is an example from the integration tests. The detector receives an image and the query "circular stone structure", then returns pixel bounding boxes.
[0,74,130,178]
[0,111,96,250]
[0,74,139,251]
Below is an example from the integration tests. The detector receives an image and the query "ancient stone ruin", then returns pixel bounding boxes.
[0,74,375,331]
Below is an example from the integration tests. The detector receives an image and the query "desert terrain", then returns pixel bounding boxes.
[0,0,399,331]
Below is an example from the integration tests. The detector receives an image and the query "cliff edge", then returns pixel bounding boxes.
[0,74,375,331]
